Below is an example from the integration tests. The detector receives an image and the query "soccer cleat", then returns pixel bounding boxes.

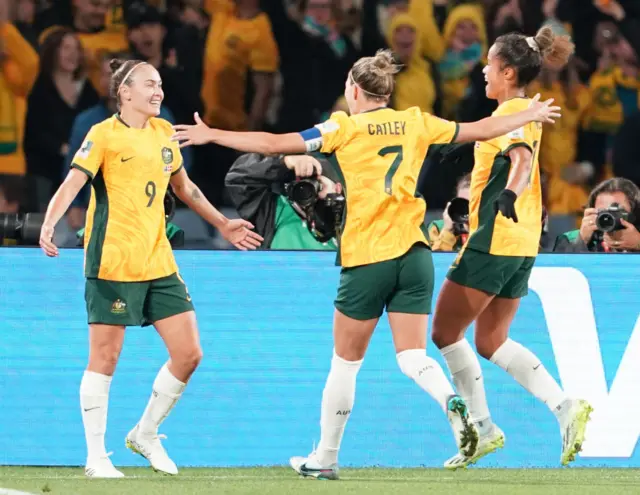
[560,399,594,466]
[290,452,340,480]
[444,425,505,470]
[85,452,125,478]
[446,395,479,458]
[125,424,178,475]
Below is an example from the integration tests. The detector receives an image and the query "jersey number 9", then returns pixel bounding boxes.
[145,181,157,207]
[378,145,404,195]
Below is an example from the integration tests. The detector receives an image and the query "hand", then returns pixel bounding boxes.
[60,143,69,156]
[219,218,264,251]
[543,0,559,18]
[593,0,625,21]
[284,155,322,178]
[528,93,562,124]
[603,219,640,251]
[172,112,213,148]
[579,208,598,243]
[442,202,454,232]
[165,48,178,69]
[39,223,58,257]
[493,189,518,222]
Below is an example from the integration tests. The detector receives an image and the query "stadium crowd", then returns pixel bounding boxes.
[1,0,640,250]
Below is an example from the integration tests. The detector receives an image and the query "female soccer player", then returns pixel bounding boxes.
[430,26,592,469]
[39,58,263,478]
[172,49,560,479]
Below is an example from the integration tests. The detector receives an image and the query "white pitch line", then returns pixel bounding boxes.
[0,488,39,495]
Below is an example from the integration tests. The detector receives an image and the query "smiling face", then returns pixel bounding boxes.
[483,43,516,100]
[57,33,82,74]
[392,25,416,63]
[119,63,164,117]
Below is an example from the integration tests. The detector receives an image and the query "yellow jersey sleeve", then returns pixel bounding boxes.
[422,113,459,145]
[249,16,279,73]
[306,112,353,154]
[71,125,105,179]
[493,99,536,154]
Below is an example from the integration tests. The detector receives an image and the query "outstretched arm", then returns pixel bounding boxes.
[170,167,263,250]
[172,112,307,154]
[39,169,89,257]
[454,94,560,143]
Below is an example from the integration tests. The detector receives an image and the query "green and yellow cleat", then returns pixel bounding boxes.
[560,399,594,466]
[444,425,505,470]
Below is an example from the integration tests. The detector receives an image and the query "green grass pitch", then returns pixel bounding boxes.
[1,467,640,495]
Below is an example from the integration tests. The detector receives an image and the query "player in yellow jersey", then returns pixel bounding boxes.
[172,49,560,479]
[431,26,593,470]
[38,58,262,479]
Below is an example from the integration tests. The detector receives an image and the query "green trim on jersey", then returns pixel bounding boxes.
[502,142,532,156]
[467,154,510,252]
[450,123,460,144]
[85,170,109,278]
[71,162,95,180]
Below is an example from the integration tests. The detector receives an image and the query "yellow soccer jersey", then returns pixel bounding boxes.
[303,107,459,267]
[71,115,183,281]
[467,98,543,257]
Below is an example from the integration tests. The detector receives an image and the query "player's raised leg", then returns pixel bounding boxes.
[432,278,504,470]
[475,296,592,466]
[82,324,126,478]
[388,245,478,459]
[289,310,377,480]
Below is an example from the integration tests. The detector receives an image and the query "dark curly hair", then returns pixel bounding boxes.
[494,25,575,87]
[588,178,640,217]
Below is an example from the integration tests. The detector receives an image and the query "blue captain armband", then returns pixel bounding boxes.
[299,127,323,152]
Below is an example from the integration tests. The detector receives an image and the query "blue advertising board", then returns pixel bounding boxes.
[1,249,639,468]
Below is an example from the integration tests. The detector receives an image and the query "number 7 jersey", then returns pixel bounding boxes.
[71,115,183,282]
[303,107,459,267]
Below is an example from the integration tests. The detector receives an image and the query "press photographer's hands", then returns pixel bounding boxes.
[284,155,322,178]
[603,219,640,251]
[579,208,598,243]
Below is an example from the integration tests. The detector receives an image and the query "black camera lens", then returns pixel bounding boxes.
[291,179,320,208]
[596,212,616,233]
[447,197,469,224]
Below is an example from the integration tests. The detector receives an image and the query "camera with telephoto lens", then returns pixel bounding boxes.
[446,197,470,236]
[595,203,635,233]
[0,213,45,246]
[284,178,345,242]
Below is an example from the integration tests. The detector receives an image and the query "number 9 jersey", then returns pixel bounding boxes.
[71,115,183,282]
[301,108,459,268]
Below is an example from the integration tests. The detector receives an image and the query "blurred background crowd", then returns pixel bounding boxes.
[1,0,640,251]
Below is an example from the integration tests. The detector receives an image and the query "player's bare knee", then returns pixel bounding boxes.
[475,337,498,361]
[89,345,121,375]
[179,345,203,373]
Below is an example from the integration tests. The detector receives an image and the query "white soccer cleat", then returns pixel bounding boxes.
[446,395,479,458]
[85,452,125,478]
[444,424,505,470]
[560,399,593,466]
[125,424,178,475]
[290,451,339,480]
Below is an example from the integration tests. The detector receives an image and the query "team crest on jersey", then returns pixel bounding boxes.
[161,147,173,164]
[111,299,127,314]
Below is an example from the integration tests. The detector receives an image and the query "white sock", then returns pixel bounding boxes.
[138,363,186,436]
[315,350,362,466]
[80,370,112,460]
[441,339,493,436]
[491,339,568,415]
[397,349,455,413]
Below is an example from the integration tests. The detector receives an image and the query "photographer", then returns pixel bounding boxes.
[225,153,343,250]
[554,177,640,253]
[428,173,470,252]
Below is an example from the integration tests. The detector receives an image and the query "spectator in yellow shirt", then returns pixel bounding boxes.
[439,4,486,120]
[529,58,592,215]
[0,0,39,175]
[39,0,128,95]
[201,0,279,132]
[386,13,435,113]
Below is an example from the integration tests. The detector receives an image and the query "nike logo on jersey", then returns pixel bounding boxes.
[121,156,134,162]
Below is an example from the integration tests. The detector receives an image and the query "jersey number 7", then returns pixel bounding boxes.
[378,145,404,196]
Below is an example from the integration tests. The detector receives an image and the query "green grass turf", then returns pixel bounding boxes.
[1,467,639,495]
